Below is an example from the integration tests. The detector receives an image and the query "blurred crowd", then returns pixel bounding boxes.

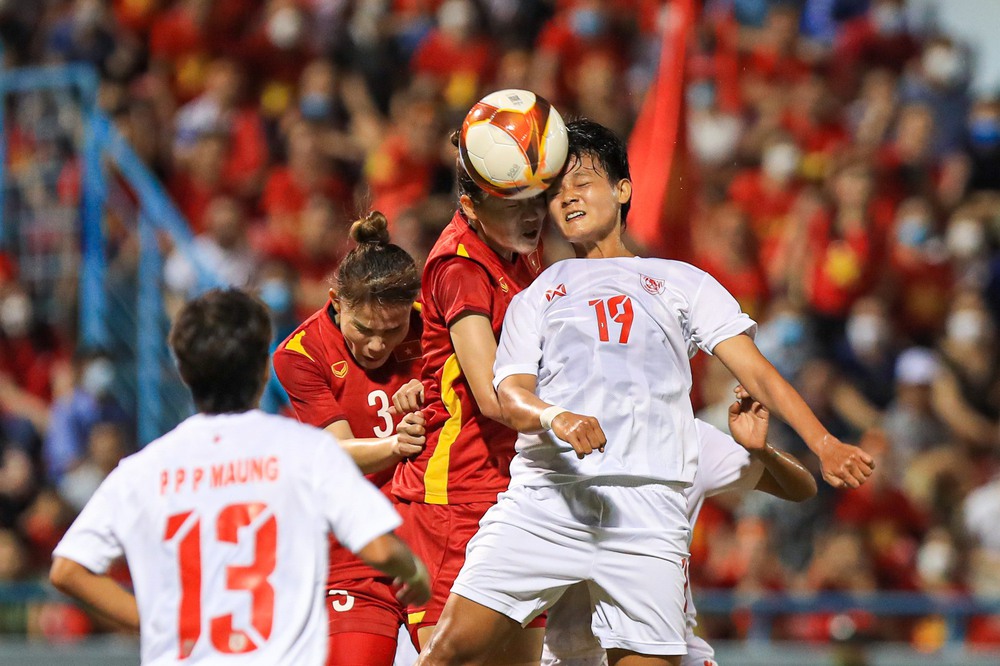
[0,0,998,649]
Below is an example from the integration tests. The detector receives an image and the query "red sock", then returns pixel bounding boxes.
[327,632,397,666]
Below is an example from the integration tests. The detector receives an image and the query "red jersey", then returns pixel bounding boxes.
[393,212,543,505]
[273,302,423,580]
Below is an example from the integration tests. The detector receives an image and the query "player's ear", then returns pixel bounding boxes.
[330,290,341,314]
[459,194,479,222]
[615,179,632,206]
[328,287,337,304]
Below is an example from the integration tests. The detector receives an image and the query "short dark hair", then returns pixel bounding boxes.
[169,289,272,414]
[565,119,632,226]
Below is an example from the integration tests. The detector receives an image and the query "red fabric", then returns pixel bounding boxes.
[536,15,629,105]
[167,172,227,234]
[741,47,812,85]
[392,213,544,505]
[325,575,406,640]
[222,108,269,194]
[805,213,878,317]
[262,167,352,220]
[411,31,494,85]
[367,134,438,223]
[273,304,423,581]
[627,0,695,257]
[693,253,769,321]
[328,631,397,666]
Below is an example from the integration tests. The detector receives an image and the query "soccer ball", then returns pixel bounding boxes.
[459,89,569,199]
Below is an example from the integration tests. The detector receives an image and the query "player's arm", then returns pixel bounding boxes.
[356,532,431,606]
[495,374,606,460]
[326,419,424,475]
[49,558,139,630]
[450,313,504,421]
[727,386,817,502]
[713,333,874,489]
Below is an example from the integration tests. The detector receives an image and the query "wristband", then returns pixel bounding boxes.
[539,405,568,431]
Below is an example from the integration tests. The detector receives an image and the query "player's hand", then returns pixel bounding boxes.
[390,379,424,415]
[394,559,431,606]
[728,385,769,452]
[396,410,425,451]
[816,433,875,489]
[551,412,606,459]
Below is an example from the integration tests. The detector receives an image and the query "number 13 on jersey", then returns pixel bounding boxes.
[164,503,277,659]
[590,295,633,344]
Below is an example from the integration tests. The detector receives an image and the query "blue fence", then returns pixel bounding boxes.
[0,54,222,445]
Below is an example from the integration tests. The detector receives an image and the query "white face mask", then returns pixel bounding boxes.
[82,358,115,398]
[923,46,963,86]
[846,313,888,354]
[0,293,32,338]
[945,219,985,259]
[762,143,800,181]
[689,114,741,165]
[946,309,990,344]
[267,6,304,49]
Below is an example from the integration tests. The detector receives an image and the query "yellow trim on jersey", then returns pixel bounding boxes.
[408,611,426,625]
[412,301,423,313]
[423,353,463,504]
[457,243,470,258]
[284,331,314,362]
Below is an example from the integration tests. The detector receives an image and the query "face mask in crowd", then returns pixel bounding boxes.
[259,279,293,317]
[82,358,115,398]
[946,309,991,344]
[0,292,32,338]
[923,45,965,87]
[762,143,800,182]
[945,219,986,259]
[895,215,932,249]
[846,313,889,355]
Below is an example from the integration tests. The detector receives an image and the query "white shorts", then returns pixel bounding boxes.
[452,482,690,656]
[541,582,717,666]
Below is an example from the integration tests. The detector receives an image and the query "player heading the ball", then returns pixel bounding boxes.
[50,288,430,665]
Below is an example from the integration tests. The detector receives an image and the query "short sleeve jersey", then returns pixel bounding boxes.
[53,411,400,665]
[494,257,756,487]
[392,212,544,505]
[273,303,422,580]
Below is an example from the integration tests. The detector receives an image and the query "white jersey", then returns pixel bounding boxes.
[541,420,765,666]
[53,410,401,665]
[494,257,755,488]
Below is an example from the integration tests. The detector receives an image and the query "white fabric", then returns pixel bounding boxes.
[964,476,1000,552]
[164,237,257,297]
[54,410,401,665]
[453,482,689,655]
[494,257,756,488]
[541,420,764,665]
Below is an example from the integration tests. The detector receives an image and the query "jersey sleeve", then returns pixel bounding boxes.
[687,270,757,355]
[493,290,542,389]
[311,434,401,553]
[693,420,764,500]
[51,466,127,574]
[273,347,347,429]
[430,258,494,326]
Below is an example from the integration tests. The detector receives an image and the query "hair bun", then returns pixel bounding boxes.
[350,211,390,245]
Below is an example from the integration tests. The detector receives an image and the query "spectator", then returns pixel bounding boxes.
[881,347,950,470]
[56,422,128,513]
[43,352,129,486]
[830,296,898,431]
[164,194,257,300]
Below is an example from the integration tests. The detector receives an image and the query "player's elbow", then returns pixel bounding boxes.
[789,475,818,502]
[49,557,83,595]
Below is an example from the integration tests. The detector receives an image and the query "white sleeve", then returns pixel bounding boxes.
[52,466,127,574]
[694,420,764,498]
[687,271,757,355]
[312,436,401,553]
[493,291,542,389]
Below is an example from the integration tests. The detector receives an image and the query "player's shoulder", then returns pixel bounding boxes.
[275,308,341,366]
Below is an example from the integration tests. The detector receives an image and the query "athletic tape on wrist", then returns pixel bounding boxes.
[540,406,568,431]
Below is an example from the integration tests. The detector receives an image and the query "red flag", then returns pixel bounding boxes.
[627,0,696,258]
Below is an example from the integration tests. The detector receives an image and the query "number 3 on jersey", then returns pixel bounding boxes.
[590,295,634,344]
[164,503,277,659]
[368,390,393,437]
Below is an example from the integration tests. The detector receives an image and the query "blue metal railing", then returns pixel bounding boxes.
[0,51,223,445]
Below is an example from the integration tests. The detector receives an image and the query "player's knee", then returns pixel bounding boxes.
[420,628,488,666]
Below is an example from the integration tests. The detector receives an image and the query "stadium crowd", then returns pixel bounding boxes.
[0,0,998,650]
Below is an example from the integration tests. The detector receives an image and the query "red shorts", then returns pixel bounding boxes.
[326,575,405,639]
[402,501,544,647]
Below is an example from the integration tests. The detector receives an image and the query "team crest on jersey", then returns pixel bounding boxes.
[498,276,510,293]
[641,274,665,295]
[545,284,567,301]
[526,249,542,274]
[393,340,422,362]
[331,361,349,378]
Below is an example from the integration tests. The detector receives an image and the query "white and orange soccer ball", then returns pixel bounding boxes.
[459,89,569,199]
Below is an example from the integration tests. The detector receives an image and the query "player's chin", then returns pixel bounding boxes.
[512,229,542,252]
